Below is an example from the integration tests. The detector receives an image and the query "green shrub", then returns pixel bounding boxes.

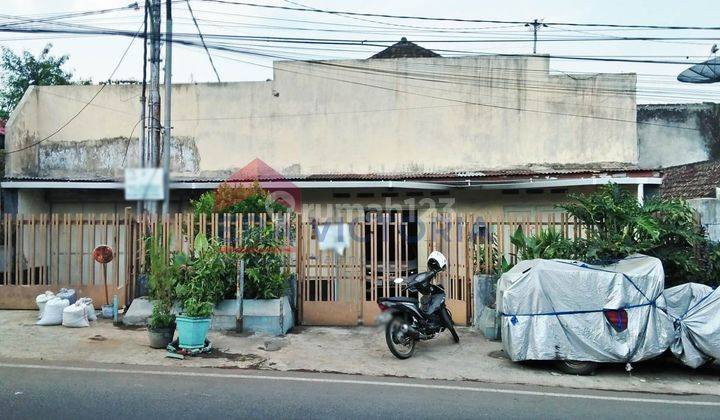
[192,181,287,217]
[557,184,713,286]
[510,226,576,261]
[147,233,176,328]
[174,233,238,317]
[241,225,288,300]
[181,297,215,318]
[191,191,215,218]
[148,305,175,329]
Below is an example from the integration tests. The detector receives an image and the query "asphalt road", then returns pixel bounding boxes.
[1,360,719,420]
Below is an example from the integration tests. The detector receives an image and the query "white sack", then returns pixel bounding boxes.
[78,297,97,321]
[35,291,55,319]
[62,302,90,328]
[37,298,69,326]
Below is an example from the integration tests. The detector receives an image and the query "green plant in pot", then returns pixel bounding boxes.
[174,233,237,349]
[147,234,177,349]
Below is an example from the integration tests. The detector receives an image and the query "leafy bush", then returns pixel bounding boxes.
[557,184,714,286]
[241,225,289,299]
[174,233,238,317]
[147,233,176,329]
[510,226,576,261]
[181,297,215,318]
[148,305,175,329]
[192,181,287,217]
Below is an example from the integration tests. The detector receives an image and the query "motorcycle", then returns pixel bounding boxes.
[377,251,460,359]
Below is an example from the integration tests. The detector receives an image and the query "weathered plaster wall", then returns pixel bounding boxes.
[687,198,720,242]
[5,55,638,179]
[637,103,720,169]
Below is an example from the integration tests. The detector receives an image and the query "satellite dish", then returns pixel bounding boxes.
[677,56,720,84]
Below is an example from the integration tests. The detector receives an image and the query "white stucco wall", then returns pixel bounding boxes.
[5,55,638,179]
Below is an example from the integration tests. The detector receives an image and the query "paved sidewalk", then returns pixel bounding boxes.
[1,310,718,396]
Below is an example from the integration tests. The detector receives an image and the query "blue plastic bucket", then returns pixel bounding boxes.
[175,316,212,349]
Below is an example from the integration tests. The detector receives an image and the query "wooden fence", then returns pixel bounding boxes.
[428,213,588,324]
[0,210,587,325]
[0,211,295,310]
[0,210,133,309]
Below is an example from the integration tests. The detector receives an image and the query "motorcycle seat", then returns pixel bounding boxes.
[379,296,419,305]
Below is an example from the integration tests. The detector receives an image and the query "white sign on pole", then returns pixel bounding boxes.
[124,168,165,200]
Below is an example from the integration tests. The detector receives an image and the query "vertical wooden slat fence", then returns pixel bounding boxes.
[0,212,132,309]
[1,210,588,326]
[0,212,296,310]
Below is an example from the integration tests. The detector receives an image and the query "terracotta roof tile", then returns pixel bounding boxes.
[661,160,720,199]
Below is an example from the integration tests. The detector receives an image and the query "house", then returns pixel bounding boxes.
[3,39,708,323]
[3,39,653,218]
[660,159,720,241]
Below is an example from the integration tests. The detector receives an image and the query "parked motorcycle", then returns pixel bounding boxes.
[377,251,460,359]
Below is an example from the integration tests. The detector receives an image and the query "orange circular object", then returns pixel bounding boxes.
[93,245,114,264]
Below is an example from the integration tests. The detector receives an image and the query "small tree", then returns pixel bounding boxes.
[0,44,76,119]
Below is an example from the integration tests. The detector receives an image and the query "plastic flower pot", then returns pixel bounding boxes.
[175,315,212,349]
[147,324,176,349]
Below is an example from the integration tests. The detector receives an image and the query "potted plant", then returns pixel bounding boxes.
[174,233,237,349]
[147,305,175,348]
[175,297,214,349]
[147,233,177,349]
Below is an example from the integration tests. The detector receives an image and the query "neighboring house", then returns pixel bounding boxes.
[638,103,720,169]
[660,159,720,241]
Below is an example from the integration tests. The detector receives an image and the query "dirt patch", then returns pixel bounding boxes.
[197,348,264,363]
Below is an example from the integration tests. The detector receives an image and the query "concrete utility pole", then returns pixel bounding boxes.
[146,0,162,215]
[525,19,547,54]
[161,0,172,215]
[137,1,149,216]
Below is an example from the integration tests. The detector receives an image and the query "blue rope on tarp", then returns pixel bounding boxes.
[677,288,718,321]
[500,301,656,326]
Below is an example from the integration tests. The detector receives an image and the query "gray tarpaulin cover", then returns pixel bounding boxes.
[498,255,676,363]
[664,283,720,368]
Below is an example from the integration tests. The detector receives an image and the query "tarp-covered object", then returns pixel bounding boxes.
[664,283,720,368]
[498,255,676,363]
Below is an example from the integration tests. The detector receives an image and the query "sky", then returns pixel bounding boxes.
[1,0,719,103]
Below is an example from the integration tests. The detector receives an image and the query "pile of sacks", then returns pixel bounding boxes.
[35,289,97,328]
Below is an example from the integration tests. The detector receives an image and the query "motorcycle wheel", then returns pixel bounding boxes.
[441,307,460,344]
[385,316,416,359]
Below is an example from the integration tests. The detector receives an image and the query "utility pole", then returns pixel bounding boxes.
[525,19,547,54]
[146,0,162,215]
[137,1,149,217]
[161,0,172,215]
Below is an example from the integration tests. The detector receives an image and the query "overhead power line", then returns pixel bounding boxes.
[185,0,221,82]
[0,3,142,29]
[195,1,720,30]
[0,25,716,66]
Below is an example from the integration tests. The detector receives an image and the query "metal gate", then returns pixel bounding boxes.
[427,213,473,325]
[297,211,470,326]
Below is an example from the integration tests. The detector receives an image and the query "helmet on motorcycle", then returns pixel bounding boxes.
[427,251,447,272]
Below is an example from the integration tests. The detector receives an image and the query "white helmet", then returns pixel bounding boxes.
[427,251,447,272]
